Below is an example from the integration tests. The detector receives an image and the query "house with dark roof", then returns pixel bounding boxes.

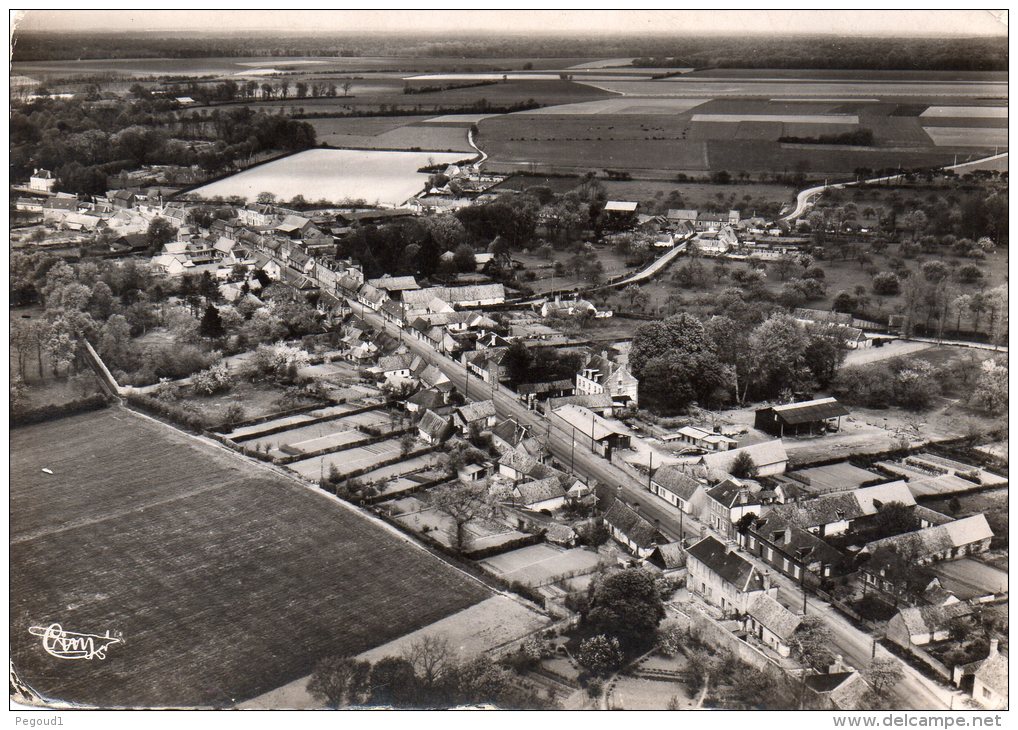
[490,418,529,453]
[647,542,687,574]
[803,665,871,711]
[769,481,915,539]
[603,499,661,558]
[686,535,769,615]
[551,404,631,459]
[650,465,709,518]
[744,594,802,657]
[755,398,850,437]
[405,386,448,414]
[706,479,765,541]
[575,351,639,407]
[742,512,845,581]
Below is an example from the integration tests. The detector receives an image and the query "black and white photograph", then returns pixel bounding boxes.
[7,8,1009,720]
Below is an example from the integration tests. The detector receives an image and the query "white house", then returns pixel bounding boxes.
[29,168,56,193]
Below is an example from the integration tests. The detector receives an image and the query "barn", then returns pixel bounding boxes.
[754,397,849,437]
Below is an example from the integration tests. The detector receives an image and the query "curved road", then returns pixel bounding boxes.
[782,151,1009,222]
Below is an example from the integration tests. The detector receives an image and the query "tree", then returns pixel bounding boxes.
[630,313,723,412]
[969,358,1008,415]
[431,481,496,551]
[868,501,921,539]
[872,272,901,296]
[730,452,758,479]
[585,569,665,653]
[146,217,176,253]
[198,304,226,339]
[308,656,372,708]
[399,431,417,458]
[452,243,477,273]
[97,314,133,368]
[865,658,904,699]
[577,635,624,677]
[368,657,420,707]
[503,340,533,387]
[790,616,834,671]
[402,636,452,692]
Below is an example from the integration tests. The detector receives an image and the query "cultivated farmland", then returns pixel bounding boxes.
[10,408,490,708]
[188,148,471,205]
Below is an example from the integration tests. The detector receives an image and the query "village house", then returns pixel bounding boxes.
[453,400,498,432]
[742,511,845,581]
[647,542,687,575]
[366,274,421,300]
[744,593,802,657]
[700,439,788,478]
[754,397,850,437]
[401,284,506,313]
[803,662,871,711]
[603,499,661,558]
[498,447,554,483]
[954,640,1008,710]
[769,480,915,539]
[551,404,631,459]
[29,168,56,193]
[649,465,709,518]
[490,418,529,453]
[356,283,388,311]
[512,477,567,512]
[545,392,614,416]
[540,297,596,319]
[686,535,769,615]
[417,409,453,445]
[575,351,639,407]
[706,479,766,540]
[860,514,994,594]
[377,353,417,387]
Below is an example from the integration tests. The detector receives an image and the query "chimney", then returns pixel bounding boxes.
[726,542,735,555]
[784,529,792,546]
[830,655,844,674]
[762,571,771,590]
[989,639,999,656]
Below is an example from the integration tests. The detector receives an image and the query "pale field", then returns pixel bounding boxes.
[577,79,1009,99]
[922,126,1010,148]
[189,148,469,205]
[691,113,859,124]
[921,105,1009,118]
[523,97,711,115]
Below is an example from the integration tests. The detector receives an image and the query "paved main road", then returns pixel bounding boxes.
[351,300,956,709]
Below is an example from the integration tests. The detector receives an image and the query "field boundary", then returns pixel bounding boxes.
[229,402,385,442]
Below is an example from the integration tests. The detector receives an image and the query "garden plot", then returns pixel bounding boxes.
[692,113,859,124]
[389,496,528,552]
[921,126,1009,148]
[224,404,354,441]
[357,453,441,485]
[287,438,404,481]
[787,462,883,494]
[480,544,604,587]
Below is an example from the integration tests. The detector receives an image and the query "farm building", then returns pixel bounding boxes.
[603,499,661,558]
[686,535,769,616]
[755,398,850,437]
[886,602,972,649]
[551,404,631,459]
[744,594,802,657]
[700,439,788,478]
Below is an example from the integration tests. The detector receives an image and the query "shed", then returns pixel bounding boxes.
[755,397,849,437]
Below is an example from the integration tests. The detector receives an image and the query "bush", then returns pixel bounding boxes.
[956,264,984,284]
[191,362,233,395]
[222,403,246,424]
[126,392,211,432]
[577,635,624,677]
[11,394,110,428]
[872,272,901,296]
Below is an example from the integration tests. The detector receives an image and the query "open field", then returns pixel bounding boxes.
[523,97,710,115]
[921,105,1009,118]
[188,148,470,205]
[684,69,1008,82]
[311,119,473,151]
[577,79,1008,99]
[10,408,490,708]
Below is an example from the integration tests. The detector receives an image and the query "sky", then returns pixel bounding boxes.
[12,10,1009,37]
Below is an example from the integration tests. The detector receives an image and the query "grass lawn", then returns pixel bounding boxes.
[515,246,637,294]
[10,408,490,708]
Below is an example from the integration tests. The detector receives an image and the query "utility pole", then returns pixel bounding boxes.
[570,424,576,474]
[801,566,808,616]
